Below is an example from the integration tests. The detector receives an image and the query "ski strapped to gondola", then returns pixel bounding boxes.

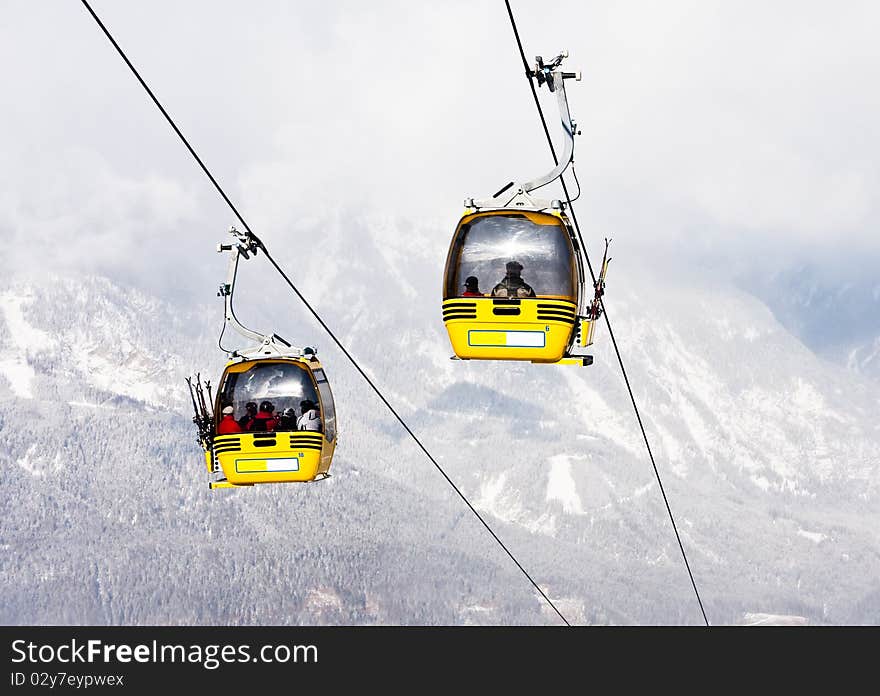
[186,373,214,452]
[588,238,611,321]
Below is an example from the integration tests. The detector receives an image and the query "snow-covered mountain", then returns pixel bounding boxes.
[2,214,879,625]
[745,264,880,383]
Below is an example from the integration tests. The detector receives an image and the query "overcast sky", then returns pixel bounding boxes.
[2,0,878,299]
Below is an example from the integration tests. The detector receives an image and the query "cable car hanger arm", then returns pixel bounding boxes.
[522,64,579,192]
[217,226,299,360]
[470,52,580,210]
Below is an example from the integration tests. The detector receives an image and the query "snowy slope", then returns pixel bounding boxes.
[0,276,207,409]
[2,214,879,625]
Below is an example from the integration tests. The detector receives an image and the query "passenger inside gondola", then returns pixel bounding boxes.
[238,401,257,430]
[461,276,483,297]
[297,399,322,432]
[250,401,278,431]
[491,260,536,298]
[217,361,326,435]
[277,407,298,431]
[217,404,242,434]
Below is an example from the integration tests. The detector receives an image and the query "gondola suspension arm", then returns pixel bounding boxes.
[217,226,301,360]
[522,54,580,193]
[470,52,581,210]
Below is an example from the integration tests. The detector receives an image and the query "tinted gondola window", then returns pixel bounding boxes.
[313,369,337,443]
[445,214,575,300]
[219,362,320,432]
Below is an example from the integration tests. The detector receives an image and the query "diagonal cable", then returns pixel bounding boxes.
[504,0,710,626]
[79,0,570,626]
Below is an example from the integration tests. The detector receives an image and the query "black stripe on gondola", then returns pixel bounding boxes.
[443,308,478,316]
[292,444,323,451]
[443,302,478,308]
[537,314,576,324]
[252,439,277,448]
[535,305,576,313]
[251,432,276,439]
[537,304,576,313]
[290,437,324,444]
[536,309,576,319]
[537,310,577,319]
[492,298,521,305]
[538,309,577,321]
[492,307,521,316]
[443,314,477,321]
[213,448,241,455]
[213,436,241,443]
[536,304,576,313]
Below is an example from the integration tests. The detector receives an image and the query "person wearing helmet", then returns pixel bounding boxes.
[297,399,322,432]
[217,404,242,434]
[491,260,536,298]
[461,276,483,297]
[277,407,298,431]
[250,401,278,432]
[237,401,258,430]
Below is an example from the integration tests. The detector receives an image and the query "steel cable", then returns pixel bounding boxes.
[503,0,710,626]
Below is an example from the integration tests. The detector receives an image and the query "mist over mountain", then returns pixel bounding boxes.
[2,213,878,625]
[744,264,880,383]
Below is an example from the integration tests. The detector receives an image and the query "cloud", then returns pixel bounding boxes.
[1,0,879,300]
[0,146,206,295]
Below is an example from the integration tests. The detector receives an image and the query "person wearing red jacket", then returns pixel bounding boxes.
[250,401,279,432]
[461,276,483,297]
[217,405,242,434]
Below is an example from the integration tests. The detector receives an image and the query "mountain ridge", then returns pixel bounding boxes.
[2,228,879,624]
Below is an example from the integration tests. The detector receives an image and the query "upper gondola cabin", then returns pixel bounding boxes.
[442,207,593,363]
[441,52,607,366]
